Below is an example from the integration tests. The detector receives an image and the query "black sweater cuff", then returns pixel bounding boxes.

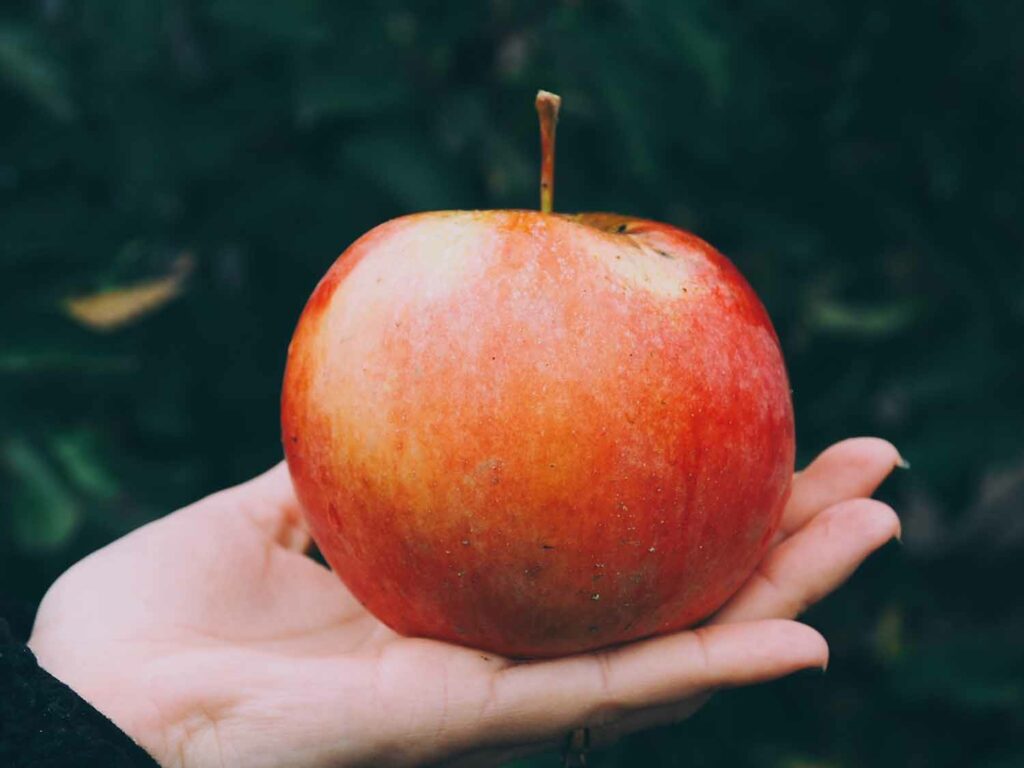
[0,617,159,768]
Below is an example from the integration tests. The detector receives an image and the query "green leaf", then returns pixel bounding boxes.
[0,350,138,374]
[337,129,474,211]
[806,298,919,337]
[890,631,1024,710]
[0,25,75,121]
[295,72,412,126]
[207,0,329,44]
[2,437,80,551]
[870,603,906,663]
[51,430,120,502]
[665,12,731,105]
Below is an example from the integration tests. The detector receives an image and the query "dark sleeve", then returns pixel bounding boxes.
[0,616,160,768]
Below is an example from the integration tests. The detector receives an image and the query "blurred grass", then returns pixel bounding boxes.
[1,0,1023,765]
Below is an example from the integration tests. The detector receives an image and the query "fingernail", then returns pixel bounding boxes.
[895,452,911,470]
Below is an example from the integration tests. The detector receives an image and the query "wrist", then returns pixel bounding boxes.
[3,619,160,767]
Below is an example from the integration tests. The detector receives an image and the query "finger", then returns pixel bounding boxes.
[780,437,904,542]
[713,498,900,624]
[235,461,311,552]
[468,619,827,749]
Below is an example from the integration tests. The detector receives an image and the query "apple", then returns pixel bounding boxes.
[282,91,794,658]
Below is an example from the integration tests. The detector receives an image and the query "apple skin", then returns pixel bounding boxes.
[282,210,794,658]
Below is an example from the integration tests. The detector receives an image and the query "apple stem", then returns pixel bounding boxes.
[535,89,561,214]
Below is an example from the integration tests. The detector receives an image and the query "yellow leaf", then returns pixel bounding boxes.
[63,254,193,332]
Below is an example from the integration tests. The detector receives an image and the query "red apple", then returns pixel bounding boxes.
[282,92,794,658]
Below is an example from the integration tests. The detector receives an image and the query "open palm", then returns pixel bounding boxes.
[29,438,902,768]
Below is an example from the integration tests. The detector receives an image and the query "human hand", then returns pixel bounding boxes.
[28,438,902,767]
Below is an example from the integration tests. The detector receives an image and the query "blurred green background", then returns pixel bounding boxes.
[2,1,1022,766]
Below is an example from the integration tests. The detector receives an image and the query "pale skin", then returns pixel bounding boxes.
[28,438,902,767]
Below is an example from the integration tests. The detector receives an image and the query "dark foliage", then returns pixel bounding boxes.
[2,1,1022,765]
